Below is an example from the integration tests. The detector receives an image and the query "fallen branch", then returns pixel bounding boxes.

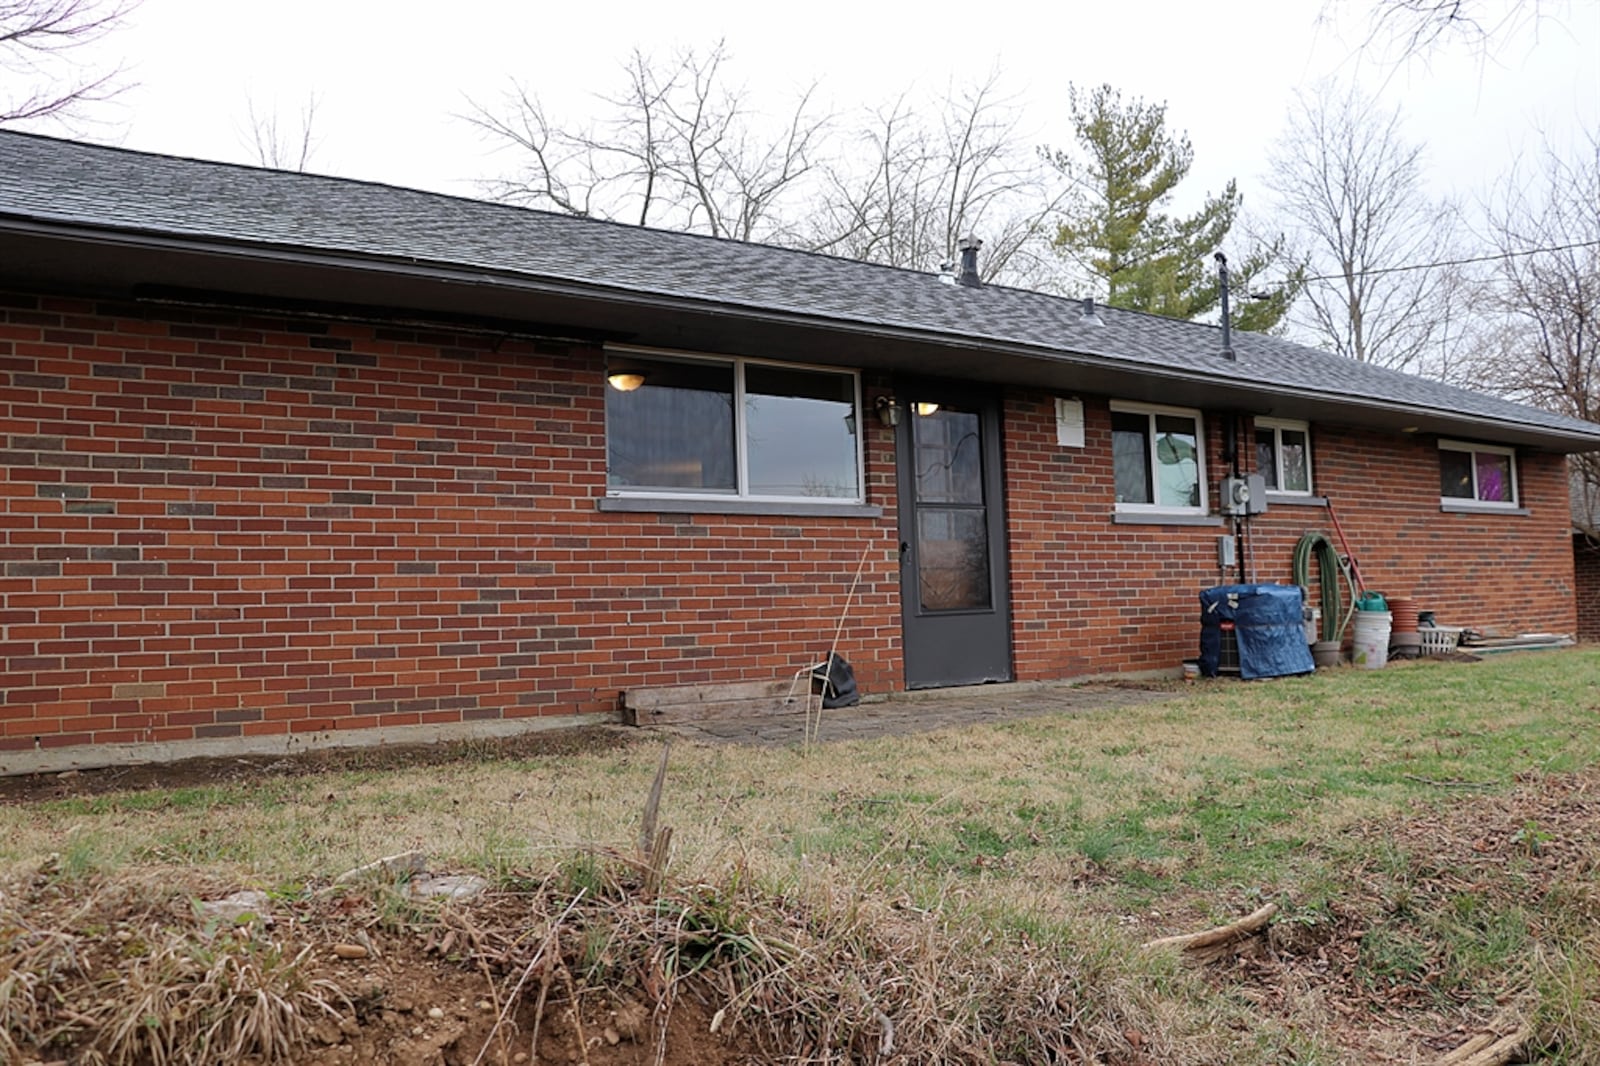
[1141,902,1279,961]
[1435,1025,1532,1066]
[1404,774,1497,790]
[1436,1032,1496,1063]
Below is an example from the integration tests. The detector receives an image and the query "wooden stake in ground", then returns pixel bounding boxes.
[637,742,672,898]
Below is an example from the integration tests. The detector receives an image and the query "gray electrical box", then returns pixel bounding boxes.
[1217,534,1237,568]
[1219,474,1268,516]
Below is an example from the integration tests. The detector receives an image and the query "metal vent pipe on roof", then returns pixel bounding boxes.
[1215,251,1236,361]
[957,235,982,288]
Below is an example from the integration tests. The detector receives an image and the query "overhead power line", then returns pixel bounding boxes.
[1296,238,1600,285]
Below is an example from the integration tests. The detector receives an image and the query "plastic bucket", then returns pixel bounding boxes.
[1351,610,1392,669]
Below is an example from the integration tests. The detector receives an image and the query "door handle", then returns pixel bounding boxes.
[899,541,910,559]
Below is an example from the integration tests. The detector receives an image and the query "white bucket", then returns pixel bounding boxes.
[1351,610,1392,669]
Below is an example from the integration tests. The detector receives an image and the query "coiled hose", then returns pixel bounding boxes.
[1292,532,1349,643]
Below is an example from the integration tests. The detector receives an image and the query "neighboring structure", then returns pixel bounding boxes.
[1573,474,1600,644]
[3,132,1597,770]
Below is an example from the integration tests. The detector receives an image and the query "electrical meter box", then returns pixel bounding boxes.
[1218,474,1268,516]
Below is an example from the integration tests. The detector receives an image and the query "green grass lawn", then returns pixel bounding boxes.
[5,649,1600,1063]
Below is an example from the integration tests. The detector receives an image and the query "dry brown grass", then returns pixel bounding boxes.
[4,652,1600,1063]
[0,876,347,1065]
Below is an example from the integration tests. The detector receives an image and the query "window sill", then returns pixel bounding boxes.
[1440,501,1529,516]
[1112,511,1225,527]
[599,496,884,518]
[1265,494,1326,507]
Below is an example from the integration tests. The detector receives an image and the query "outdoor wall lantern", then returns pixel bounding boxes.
[607,371,646,392]
[875,395,901,427]
[913,402,941,416]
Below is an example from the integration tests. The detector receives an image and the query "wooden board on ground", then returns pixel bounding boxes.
[622,678,812,726]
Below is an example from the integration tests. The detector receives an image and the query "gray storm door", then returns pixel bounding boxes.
[895,388,1013,688]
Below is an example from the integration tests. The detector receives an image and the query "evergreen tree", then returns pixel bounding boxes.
[1047,84,1296,331]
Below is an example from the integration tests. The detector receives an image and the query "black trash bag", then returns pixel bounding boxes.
[811,653,859,709]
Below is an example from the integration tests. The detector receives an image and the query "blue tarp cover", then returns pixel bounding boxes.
[1198,584,1316,680]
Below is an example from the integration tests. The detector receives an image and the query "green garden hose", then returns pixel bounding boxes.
[1292,532,1349,643]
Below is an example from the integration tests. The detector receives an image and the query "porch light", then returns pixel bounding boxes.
[875,395,901,427]
[607,371,646,392]
[913,402,940,417]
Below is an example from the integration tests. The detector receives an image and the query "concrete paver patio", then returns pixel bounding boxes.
[648,679,1181,746]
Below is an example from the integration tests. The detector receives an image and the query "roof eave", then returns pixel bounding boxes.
[6,214,1600,453]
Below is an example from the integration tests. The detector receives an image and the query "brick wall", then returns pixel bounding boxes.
[1249,424,1573,635]
[0,294,900,753]
[1,292,1580,757]
[1003,391,1577,680]
[1576,536,1600,643]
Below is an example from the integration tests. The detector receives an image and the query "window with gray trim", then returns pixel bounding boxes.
[604,353,863,501]
[1255,418,1312,494]
[1439,440,1518,508]
[1110,402,1206,513]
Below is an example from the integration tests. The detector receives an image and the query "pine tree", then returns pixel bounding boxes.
[1047,84,1295,331]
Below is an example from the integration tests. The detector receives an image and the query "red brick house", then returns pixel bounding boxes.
[3,132,1597,772]
[1574,475,1600,644]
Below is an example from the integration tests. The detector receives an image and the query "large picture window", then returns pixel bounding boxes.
[1255,418,1312,495]
[1439,440,1518,509]
[1110,402,1206,513]
[605,352,862,502]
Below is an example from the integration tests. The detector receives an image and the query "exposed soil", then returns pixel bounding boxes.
[3,873,749,1066]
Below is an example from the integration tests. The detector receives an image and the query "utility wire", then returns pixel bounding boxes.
[1295,238,1600,285]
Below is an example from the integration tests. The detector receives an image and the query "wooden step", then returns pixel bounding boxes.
[622,678,816,726]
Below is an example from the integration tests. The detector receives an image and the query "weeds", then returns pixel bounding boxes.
[4,651,1600,1061]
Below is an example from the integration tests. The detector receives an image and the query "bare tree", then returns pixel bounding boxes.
[1323,0,1558,60]
[1,0,134,125]
[1467,136,1600,521]
[1264,81,1467,371]
[806,74,1069,288]
[243,93,320,171]
[466,41,829,243]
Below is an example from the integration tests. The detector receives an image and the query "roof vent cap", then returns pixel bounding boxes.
[956,235,982,288]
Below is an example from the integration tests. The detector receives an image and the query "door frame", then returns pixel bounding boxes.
[894,380,1014,688]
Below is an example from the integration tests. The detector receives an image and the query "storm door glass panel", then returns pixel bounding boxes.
[1280,429,1310,492]
[917,508,991,611]
[606,358,736,492]
[1112,411,1152,504]
[913,406,990,612]
[1476,452,1513,502]
[1255,429,1278,490]
[1153,415,1200,508]
[744,365,859,499]
[1440,449,1474,499]
[914,409,982,502]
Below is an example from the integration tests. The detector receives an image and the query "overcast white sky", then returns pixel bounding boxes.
[34,0,1600,226]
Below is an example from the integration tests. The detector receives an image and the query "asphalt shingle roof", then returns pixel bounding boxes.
[3,130,1597,445]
